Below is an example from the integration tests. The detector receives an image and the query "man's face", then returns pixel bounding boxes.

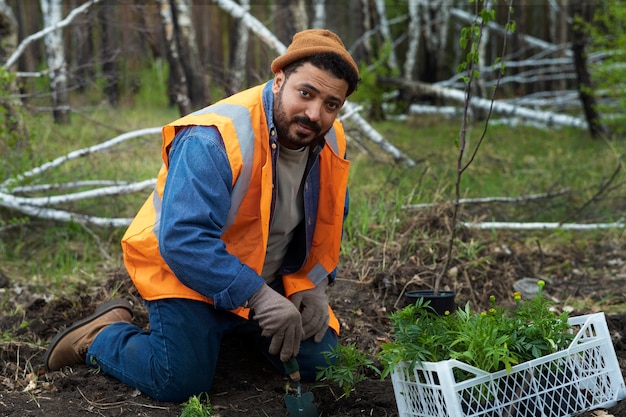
[272,62,348,149]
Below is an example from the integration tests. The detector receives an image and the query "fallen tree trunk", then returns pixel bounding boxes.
[379,76,588,130]
[463,221,625,230]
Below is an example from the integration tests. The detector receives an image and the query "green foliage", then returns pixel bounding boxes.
[0,67,31,179]
[180,393,213,417]
[341,192,402,258]
[350,42,400,119]
[0,63,180,292]
[457,1,514,84]
[379,281,573,379]
[316,343,380,398]
[134,60,171,109]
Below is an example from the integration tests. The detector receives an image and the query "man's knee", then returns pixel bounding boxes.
[149,370,213,403]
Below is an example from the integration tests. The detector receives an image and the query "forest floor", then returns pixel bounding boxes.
[2,213,626,416]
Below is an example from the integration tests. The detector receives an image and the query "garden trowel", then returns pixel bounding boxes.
[283,357,319,417]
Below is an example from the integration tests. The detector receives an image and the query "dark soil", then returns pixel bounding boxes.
[2,220,626,416]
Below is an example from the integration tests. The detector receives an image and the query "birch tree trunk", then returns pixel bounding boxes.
[311,0,326,29]
[40,0,70,124]
[275,0,308,43]
[380,76,588,129]
[476,0,491,100]
[172,0,209,109]
[374,0,398,69]
[289,0,308,32]
[403,0,419,82]
[358,0,374,62]
[159,0,192,116]
[228,0,249,94]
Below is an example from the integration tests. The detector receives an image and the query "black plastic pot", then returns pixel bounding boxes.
[404,290,456,315]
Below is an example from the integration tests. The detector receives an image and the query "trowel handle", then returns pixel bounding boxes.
[283,357,301,382]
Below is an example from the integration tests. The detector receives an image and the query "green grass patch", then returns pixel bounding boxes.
[1,87,624,297]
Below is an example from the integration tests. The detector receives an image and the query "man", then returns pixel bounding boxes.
[44,29,359,403]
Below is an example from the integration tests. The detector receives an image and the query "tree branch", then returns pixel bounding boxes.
[3,0,101,69]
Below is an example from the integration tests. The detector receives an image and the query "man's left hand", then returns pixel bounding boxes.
[290,279,329,343]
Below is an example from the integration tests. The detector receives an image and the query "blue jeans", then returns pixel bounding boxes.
[86,293,338,402]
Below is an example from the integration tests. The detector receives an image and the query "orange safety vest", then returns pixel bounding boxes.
[121,84,349,334]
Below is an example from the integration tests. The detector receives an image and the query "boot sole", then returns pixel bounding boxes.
[44,299,134,371]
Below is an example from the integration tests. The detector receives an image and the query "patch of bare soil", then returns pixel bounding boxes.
[2,218,626,416]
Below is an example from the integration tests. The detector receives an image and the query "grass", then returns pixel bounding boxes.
[355,117,624,219]
[1,74,625,301]
[180,393,213,417]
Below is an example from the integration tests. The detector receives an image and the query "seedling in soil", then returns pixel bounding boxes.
[316,343,380,398]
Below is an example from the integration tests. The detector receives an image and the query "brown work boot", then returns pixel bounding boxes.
[44,299,133,371]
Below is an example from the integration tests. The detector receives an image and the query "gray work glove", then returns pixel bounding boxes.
[290,278,330,343]
[248,284,304,362]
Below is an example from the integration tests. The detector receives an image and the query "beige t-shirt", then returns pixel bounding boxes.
[261,144,309,282]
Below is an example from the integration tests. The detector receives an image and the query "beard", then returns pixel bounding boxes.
[273,86,327,149]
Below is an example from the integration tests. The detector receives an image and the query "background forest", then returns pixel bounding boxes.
[1,0,624,227]
[2,0,625,129]
[1,1,626,416]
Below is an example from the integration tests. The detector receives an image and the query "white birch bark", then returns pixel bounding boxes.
[1,127,162,189]
[374,0,398,69]
[476,0,491,99]
[40,0,70,123]
[0,127,162,226]
[403,0,419,81]
[358,0,373,58]
[3,0,100,70]
[403,189,571,209]
[289,0,308,32]
[229,0,249,92]
[211,0,286,54]
[387,77,588,129]
[159,0,192,115]
[422,0,434,53]
[463,221,625,230]
[311,0,326,29]
[436,0,450,64]
[174,0,206,109]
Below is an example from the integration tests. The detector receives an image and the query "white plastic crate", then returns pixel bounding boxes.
[391,312,626,417]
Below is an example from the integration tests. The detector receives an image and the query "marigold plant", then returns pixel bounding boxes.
[380,281,574,379]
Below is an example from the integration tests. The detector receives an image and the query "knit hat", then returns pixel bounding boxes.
[271,29,359,79]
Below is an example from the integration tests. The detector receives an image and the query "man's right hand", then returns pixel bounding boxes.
[247,284,303,362]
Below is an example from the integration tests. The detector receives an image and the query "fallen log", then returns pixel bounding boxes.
[378,76,588,130]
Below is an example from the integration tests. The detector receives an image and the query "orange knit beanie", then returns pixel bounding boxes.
[271,29,359,79]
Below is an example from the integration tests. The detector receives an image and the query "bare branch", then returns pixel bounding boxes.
[1,127,162,189]
[6,179,156,207]
[463,221,625,230]
[379,76,588,129]
[3,0,101,69]
[403,189,571,210]
[0,190,134,227]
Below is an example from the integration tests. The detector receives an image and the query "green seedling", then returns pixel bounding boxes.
[317,343,380,398]
[181,393,212,417]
